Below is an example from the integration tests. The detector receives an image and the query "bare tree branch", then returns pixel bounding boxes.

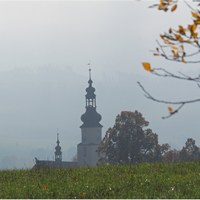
[152,68,200,82]
[137,81,200,118]
[162,103,185,119]
[137,81,200,105]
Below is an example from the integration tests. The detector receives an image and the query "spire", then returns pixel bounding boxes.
[80,68,102,128]
[55,130,62,162]
[88,61,91,80]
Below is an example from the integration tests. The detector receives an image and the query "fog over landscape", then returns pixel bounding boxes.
[0,1,199,169]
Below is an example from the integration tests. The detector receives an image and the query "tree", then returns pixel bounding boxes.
[163,149,180,162]
[179,138,200,161]
[71,153,77,162]
[96,111,170,165]
[162,137,200,162]
[138,0,200,119]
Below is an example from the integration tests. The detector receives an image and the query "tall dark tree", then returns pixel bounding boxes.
[96,111,170,165]
[179,138,200,162]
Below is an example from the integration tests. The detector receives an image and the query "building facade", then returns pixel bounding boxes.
[77,69,103,166]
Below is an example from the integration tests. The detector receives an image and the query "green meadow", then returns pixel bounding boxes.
[1,162,200,199]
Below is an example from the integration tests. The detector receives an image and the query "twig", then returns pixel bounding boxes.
[184,0,197,12]
[137,81,200,105]
[162,103,185,119]
[152,68,200,82]
[137,81,200,119]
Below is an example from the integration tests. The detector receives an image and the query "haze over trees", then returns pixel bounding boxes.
[96,111,170,165]
[96,110,200,165]
[139,0,200,119]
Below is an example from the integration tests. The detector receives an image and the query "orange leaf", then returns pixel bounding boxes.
[169,28,172,33]
[171,50,176,56]
[177,26,185,35]
[194,39,199,45]
[185,40,192,43]
[154,53,160,56]
[192,24,197,31]
[191,11,199,18]
[194,20,200,25]
[193,32,198,38]
[171,46,179,50]
[171,4,177,12]
[168,107,173,112]
[142,63,153,72]
[180,45,184,50]
[182,58,186,63]
[174,34,183,42]
[158,3,164,9]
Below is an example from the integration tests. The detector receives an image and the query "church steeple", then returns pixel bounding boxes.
[80,69,102,128]
[55,132,62,162]
[77,67,103,166]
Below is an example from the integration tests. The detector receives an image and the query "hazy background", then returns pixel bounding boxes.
[0,0,199,169]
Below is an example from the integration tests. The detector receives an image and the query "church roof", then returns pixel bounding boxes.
[33,158,77,169]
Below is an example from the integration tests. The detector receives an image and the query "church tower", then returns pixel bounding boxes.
[77,69,103,166]
[55,133,62,164]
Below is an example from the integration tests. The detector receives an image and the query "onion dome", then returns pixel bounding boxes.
[86,79,96,99]
[80,106,102,128]
[80,69,103,128]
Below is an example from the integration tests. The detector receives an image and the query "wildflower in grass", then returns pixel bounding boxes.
[80,192,86,196]
[171,186,175,191]
[43,185,49,190]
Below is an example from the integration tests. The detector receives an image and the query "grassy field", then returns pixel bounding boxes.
[0,161,200,198]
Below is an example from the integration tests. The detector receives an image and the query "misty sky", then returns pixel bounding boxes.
[0,0,200,169]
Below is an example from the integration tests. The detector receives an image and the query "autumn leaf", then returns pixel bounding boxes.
[168,107,173,112]
[180,45,184,50]
[192,24,197,31]
[182,58,186,63]
[171,46,179,50]
[142,63,153,72]
[177,26,185,35]
[158,3,164,9]
[164,7,168,12]
[194,39,199,45]
[154,53,160,56]
[191,11,199,18]
[193,32,198,38]
[185,40,192,43]
[174,34,183,42]
[194,20,200,25]
[171,50,176,56]
[171,4,177,12]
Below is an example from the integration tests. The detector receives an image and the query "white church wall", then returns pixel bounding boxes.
[81,127,102,145]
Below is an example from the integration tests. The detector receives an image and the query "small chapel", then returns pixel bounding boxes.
[33,69,103,169]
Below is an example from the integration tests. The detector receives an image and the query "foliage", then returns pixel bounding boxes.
[139,0,200,119]
[96,111,170,165]
[1,162,200,198]
[163,138,200,162]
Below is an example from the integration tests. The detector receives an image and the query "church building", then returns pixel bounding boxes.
[77,69,103,166]
[32,69,102,169]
